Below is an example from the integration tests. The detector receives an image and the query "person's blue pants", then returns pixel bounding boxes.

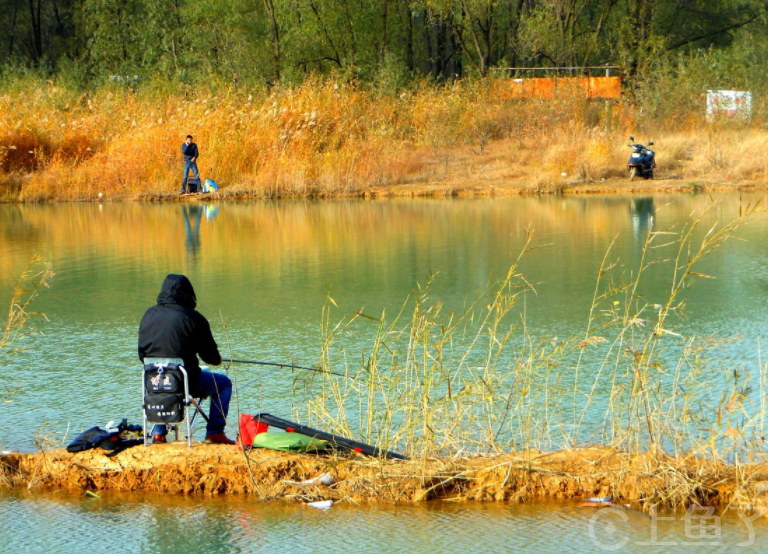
[182,160,200,192]
[152,371,232,436]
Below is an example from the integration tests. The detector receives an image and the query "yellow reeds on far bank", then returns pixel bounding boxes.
[1,79,766,203]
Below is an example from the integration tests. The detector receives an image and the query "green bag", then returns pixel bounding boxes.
[252,431,328,453]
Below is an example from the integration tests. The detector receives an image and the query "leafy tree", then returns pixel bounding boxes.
[0,0,762,87]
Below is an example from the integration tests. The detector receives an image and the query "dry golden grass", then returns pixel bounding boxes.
[1,80,765,202]
[0,256,53,355]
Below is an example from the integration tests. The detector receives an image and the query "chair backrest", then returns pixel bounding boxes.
[143,360,188,425]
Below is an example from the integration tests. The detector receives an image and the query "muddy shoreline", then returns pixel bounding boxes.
[170,178,765,202]
[3,445,766,510]
[3,177,766,204]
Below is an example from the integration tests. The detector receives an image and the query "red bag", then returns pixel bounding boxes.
[238,413,268,450]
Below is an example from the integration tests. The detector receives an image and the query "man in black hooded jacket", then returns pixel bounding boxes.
[138,274,235,445]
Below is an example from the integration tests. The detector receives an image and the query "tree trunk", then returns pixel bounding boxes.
[308,0,342,66]
[263,0,281,81]
[404,0,413,71]
[9,3,19,56]
[626,0,654,80]
[27,0,43,64]
[379,0,388,63]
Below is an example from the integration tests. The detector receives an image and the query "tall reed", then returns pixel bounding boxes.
[0,256,53,461]
[0,256,54,360]
[298,198,764,468]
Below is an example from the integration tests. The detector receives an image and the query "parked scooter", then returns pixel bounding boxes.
[627,136,656,180]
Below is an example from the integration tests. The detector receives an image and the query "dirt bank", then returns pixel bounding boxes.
[130,177,766,204]
[4,81,768,203]
[300,177,765,200]
[3,445,767,509]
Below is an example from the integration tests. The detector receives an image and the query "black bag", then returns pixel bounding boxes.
[144,364,187,424]
[145,369,182,393]
[66,419,144,456]
[144,393,185,423]
[66,426,112,453]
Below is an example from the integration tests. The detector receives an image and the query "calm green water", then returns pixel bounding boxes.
[2,194,768,552]
[1,490,767,553]
[2,194,767,451]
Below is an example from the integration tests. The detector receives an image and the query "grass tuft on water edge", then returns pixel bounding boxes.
[0,256,54,486]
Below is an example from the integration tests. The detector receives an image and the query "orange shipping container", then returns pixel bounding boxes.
[493,76,621,100]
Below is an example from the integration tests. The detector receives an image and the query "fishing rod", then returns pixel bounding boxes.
[225,359,345,378]
[235,373,268,394]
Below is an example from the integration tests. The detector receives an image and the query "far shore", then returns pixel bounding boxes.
[190,177,766,201]
[4,177,765,204]
[5,83,768,205]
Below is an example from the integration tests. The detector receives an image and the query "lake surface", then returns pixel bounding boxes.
[2,194,768,451]
[2,489,768,553]
[2,194,768,551]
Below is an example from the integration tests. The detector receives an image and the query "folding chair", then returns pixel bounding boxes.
[188,397,207,432]
[142,358,194,448]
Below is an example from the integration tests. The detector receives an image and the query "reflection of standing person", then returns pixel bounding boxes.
[183,205,203,258]
[181,135,200,193]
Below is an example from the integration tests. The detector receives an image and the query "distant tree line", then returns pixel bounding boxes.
[0,0,764,87]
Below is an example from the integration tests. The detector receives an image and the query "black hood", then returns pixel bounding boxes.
[156,274,197,309]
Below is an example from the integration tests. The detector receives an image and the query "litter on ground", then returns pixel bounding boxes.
[285,472,334,486]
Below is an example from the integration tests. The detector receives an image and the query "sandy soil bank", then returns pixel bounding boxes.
[333,178,765,199]
[3,445,766,509]
[133,177,766,203]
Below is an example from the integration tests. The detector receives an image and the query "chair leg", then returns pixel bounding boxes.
[186,404,193,448]
[142,377,148,447]
[189,398,205,433]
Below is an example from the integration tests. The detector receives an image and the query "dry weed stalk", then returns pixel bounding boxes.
[0,257,53,487]
[293,197,765,508]
[0,256,54,360]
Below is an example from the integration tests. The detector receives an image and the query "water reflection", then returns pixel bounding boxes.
[630,197,655,238]
[204,204,219,221]
[0,205,40,244]
[183,205,203,260]
[1,491,767,553]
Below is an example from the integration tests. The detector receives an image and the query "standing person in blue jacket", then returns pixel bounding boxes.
[181,135,200,193]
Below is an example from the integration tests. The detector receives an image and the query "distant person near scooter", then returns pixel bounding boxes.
[181,135,200,193]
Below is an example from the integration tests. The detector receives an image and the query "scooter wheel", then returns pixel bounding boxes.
[629,167,637,181]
